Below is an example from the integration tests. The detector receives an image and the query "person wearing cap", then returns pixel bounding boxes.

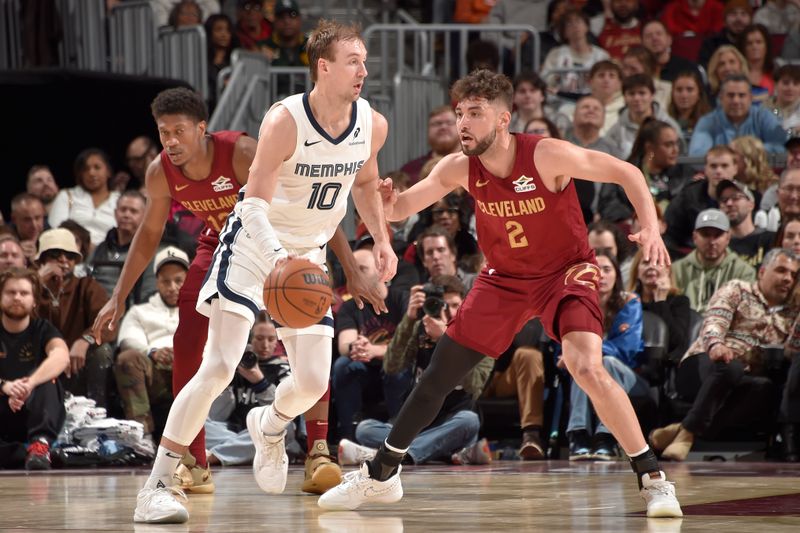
[698,0,752,67]
[650,247,799,461]
[114,247,189,447]
[718,179,776,268]
[34,228,114,407]
[258,0,308,67]
[672,208,756,313]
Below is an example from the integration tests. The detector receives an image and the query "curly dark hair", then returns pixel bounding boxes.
[450,69,513,111]
[151,87,208,123]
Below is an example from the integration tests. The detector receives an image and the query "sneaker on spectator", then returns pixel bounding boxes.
[591,433,618,461]
[25,438,51,470]
[451,437,492,465]
[640,471,683,518]
[519,430,545,460]
[338,438,377,466]
[173,452,215,494]
[302,440,343,494]
[568,430,592,461]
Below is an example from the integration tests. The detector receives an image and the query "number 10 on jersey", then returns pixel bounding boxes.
[307,182,342,210]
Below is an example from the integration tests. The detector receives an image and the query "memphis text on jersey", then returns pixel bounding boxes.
[294,160,365,178]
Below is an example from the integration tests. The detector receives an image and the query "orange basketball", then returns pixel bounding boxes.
[263,258,332,328]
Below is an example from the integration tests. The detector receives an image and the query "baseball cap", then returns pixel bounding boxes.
[274,0,300,16]
[35,228,82,261]
[695,209,730,232]
[353,235,375,251]
[153,246,190,275]
[716,179,754,202]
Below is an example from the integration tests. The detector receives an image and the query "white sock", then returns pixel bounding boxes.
[144,446,183,490]
[259,404,292,436]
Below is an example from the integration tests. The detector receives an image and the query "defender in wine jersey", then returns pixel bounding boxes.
[131,21,397,524]
[320,69,683,519]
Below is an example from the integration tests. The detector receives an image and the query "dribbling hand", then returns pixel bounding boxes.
[628,226,670,267]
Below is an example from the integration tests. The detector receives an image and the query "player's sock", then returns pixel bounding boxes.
[188,433,208,468]
[629,445,660,489]
[305,385,330,447]
[145,446,184,489]
[367,441,408,481]
[260,404,293,436]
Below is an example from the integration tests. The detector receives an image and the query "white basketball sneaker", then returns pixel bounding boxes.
[133,484,189,523]
[246,406,288,494]
[640,471,683,518]
[338,439,377,466]
[317,463,403,511]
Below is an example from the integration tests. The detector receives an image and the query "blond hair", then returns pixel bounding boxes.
[729,136,778,193]
[707,45,749,94]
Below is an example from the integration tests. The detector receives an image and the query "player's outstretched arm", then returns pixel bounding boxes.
[92,159,171,340]
[352,110,396,282]
[387,153,468,222]
[534,138,669,266]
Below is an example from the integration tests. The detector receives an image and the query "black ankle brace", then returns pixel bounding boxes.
[367,444,405,481]
[629,448,660,489]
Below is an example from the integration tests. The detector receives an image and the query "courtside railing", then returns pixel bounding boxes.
[109,1,156,75]
[0,0,22,69]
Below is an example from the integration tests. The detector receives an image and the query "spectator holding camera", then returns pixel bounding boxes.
[338,275,494,466]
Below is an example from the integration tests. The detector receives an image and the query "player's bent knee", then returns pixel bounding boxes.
[295,372,329,401]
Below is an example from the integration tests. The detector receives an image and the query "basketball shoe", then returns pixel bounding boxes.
[302,440,343,494]
[25,438,51,470]
[173,452,215,494]
[317,463,403,511]
[133,483,189,523]
[640,471,683,518]
[246,406,288,494]
[338,439,377,466]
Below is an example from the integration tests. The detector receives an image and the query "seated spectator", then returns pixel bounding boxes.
[332,248,410,440]
[736,24,776,103]
[621,46,672,112]
[587,220,635,284]
[673,208,757,312]
[562,60,626,135]
[408,196,479,272]
[409,226,477,290]
[707,45,749,98]
[754,0,800,35]
[541,9,610,99]
[538,0,571,61]
[730,135,779,194]
[781,25,800,62]
[600,119,687,223]
[152,0,218,28]
[205,316,297,466]
[668,70,712,142]
[779,219,800,255]
[628,249,691,363]
[784,281,800,462]
[48,148,121,249]
[168,0,203,29]
[593,0,642,60]
[25,165,59,215]
[662,0,725,38]
[400,106,460,185]
[58,220,93,279]
[664,145,737,253]
[0,267,69,470]
[524,117,561,137]
[690,74,787,156]
[606,74,683,160]
[765,65,800,133]
[509,71,571,136]
[650,248,799,461]
[339,275,494,466]
[564,252,646,461]
[114,247,189,441]
[123,137,159,192]
[641,19,702,83]
[699,0,752,67]
[0,236,26,270]
[756,167,800,232]
[205,14,238,112]
[90,191,154,305]
[34,229,114,407]
[258,0,307,68]
[718,179,775,268]
[235,0,271,52]
[9,193,46,263]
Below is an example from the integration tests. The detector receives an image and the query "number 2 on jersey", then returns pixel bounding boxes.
[307,182,341,210]
[505,220,529,248]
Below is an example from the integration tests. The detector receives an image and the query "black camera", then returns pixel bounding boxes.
[240,347,259,369]
[422,282,445,317]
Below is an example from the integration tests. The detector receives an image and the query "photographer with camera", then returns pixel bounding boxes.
[338,275,495,466]
[204,315,299,467]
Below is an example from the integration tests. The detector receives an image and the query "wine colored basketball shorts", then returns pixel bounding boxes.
[446,262,604,358]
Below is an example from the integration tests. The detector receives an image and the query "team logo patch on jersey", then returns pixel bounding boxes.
[512,175,536,193]
[212,176,234,192]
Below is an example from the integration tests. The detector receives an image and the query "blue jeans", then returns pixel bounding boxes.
[355,410,480,464]
[567,356,637,436]
[332,356,412,440]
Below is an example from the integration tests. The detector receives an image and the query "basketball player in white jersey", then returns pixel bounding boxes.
[133,20,397,524]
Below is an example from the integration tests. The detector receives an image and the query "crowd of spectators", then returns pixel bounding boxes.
[4,0,800,472]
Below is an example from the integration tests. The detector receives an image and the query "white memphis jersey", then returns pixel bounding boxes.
[266,92,373,248]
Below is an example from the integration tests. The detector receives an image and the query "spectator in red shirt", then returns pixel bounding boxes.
[235,0,271,51]
[663,0,725,37]
[596,0,642,60]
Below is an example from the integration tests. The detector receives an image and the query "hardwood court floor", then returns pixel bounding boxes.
[1,461,799,532]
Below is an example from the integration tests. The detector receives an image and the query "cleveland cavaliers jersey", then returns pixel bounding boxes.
[259,92,373,248]
[468,134,594,278]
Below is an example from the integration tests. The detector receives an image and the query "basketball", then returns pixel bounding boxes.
[263,258,332,328]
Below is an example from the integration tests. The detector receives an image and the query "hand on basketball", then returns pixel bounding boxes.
[273,253,296,270]
[92,297,126,342]
[378,178,398,221]
[372,240,397,283]
[628,226,670,267]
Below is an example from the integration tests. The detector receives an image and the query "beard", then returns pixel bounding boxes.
[461,129,496,156]
[1,304,32,321]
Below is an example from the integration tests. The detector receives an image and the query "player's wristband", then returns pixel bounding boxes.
[239,197,287,268]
